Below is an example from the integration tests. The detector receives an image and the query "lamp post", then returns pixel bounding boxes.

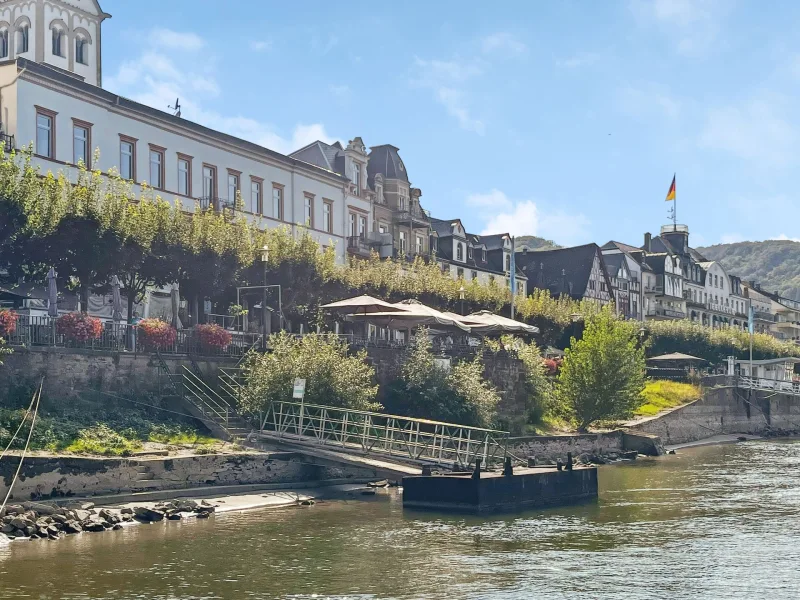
[261,244,269,352]
[459,285,466,316]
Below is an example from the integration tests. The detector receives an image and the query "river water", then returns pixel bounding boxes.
[1,440,800,599]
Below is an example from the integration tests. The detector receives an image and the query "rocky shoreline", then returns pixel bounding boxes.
[1,498,217,542]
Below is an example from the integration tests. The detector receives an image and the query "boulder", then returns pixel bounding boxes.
[22,502,64,516]
[167,513,182,521]
[98,509,117,522]
[4,504,24,516]
[133,507,165,522]
[10,517,33,530]
[195,512,210,519]
[51,514,68,524]
[1,524,15,534]
[66,502,95,511]
[73,510,92,522]
[121,513,134,522]
[112,524,123,531]
[64,521,83,534]
[23,526,36,537]
[46,525,61,537]
[120,507,134,515]
[83,519,107,533]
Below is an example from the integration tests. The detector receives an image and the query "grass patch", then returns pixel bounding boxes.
[0,392,220,457]
[636,380,702,417]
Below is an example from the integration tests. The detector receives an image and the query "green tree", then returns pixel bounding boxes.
[0,338,10,365]
[238,332,380,416]
[555,309,646,431]
[385,328,500,428]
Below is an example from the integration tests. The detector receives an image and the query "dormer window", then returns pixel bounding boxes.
[467,247,473,260]
[0,30,7,59]
[482,249,486,262]
[456,243,464,262]
[505,254,511,272]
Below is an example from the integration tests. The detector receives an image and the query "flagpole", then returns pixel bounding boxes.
[673,172,677,231]
[510,236,516,319]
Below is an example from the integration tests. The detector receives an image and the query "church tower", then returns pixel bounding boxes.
[0,0,110,87]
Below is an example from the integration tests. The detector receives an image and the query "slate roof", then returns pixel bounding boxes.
[367,144,409,187]
[516,243,608,299]
[430,218,463,239]
[603,253,628,277]
[289,140,346,176]
[480,234,508,252]
[602,240,642,254]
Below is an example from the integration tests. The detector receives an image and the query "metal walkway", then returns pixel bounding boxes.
[737,376,800,397]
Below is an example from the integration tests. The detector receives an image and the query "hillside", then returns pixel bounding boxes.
[515,235,560,252]
[698,240,800,301]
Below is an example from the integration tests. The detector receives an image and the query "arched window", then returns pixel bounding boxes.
[52,27,64,57]
[75,37,88,65]
[456,242,463,262]
[0,30,8,59]
[17,25,28,53]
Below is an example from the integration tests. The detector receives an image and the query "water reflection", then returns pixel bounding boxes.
[1,441,799,599]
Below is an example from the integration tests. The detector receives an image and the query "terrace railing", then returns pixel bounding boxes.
[5,315,261,358]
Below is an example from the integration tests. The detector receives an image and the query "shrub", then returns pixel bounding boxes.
[555,309,646,431]
[56,312,103,342]
[239,332,380,414]
[195,323,232,351]
[384,328,500,428]
[138,318,177,350]
[501,336,554,425]
[0,309,18,337]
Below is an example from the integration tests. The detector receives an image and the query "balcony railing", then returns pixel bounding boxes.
[1,132,14,153]
[647,307,686,319]
[394,204,430,224]
[754,311,776,322]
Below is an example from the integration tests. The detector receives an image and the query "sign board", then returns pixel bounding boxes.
[293,378,306,400]
[203,299,212,315]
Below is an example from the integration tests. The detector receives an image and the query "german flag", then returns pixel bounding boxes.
[665,175,676,202]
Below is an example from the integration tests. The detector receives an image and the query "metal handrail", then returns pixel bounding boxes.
[738,376,800,395]
[260,400,509,468]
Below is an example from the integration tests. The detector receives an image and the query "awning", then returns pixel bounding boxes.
[463,310,540,334]
[349,299,472,332]
[321,295,410,315]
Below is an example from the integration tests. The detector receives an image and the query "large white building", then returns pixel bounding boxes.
[0,0,371,265]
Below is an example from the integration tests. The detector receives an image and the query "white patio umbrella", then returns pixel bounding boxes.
[349,299,472,333]
[464,310,540,335]
[111,275,123,322]
[47,267,59,318]
[321,295,410,315]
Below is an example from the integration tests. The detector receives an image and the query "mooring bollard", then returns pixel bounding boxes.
[566,452,573,471]
[503,456,514,477]
[421,465,432,476]
[527,456,536,468]
[472,458,482,480]
[556,460,563,471]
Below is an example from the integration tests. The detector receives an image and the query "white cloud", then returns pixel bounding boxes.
[699,96,796,167]
[106,29,335,156]
[412,57,485,135]
[772,234,800,242]
[630,0,722,57]
[150,28,205,52]
[557,52,600,68]
[467,189,590,245]
[250,40,272,52]
[618,84,681,119]
[720,233,745,244]
[481,32,527,57]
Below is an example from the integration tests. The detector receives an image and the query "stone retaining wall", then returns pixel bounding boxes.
[506,431,624,462]
[0,452,374,502]
[628,386,800,445]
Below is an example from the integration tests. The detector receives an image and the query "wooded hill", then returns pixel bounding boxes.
[698,240,800,301]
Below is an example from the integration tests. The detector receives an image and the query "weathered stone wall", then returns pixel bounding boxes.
[0,347,237,403]
[506,431,624,462]
[629,386,800,445]
[0,451,374,501]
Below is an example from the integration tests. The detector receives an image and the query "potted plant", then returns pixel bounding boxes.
[137,318,177,351]
[0,309,18,338]
[195,323,232,352]
[56,312,103,343]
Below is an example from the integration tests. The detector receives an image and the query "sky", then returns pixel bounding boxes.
[99,0,800,248]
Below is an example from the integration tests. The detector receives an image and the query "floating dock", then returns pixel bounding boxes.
[402,462,598,514]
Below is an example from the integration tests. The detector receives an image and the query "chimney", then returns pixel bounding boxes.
[644,232,652,252]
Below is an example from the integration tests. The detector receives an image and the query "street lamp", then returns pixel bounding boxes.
[459,285,466,316]
[261,244,269,352]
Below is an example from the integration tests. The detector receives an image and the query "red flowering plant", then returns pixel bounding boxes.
[56,312,103,343]
[0,309,18,338]
[137,318,177,350]
[195,323,232,352]
[543,357,563,376]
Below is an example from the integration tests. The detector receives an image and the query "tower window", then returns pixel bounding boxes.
[52,28,64,57]
[17,26,28,54]
[76,38,88,65]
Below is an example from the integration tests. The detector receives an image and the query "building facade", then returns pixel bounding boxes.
[517,244,613,305]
